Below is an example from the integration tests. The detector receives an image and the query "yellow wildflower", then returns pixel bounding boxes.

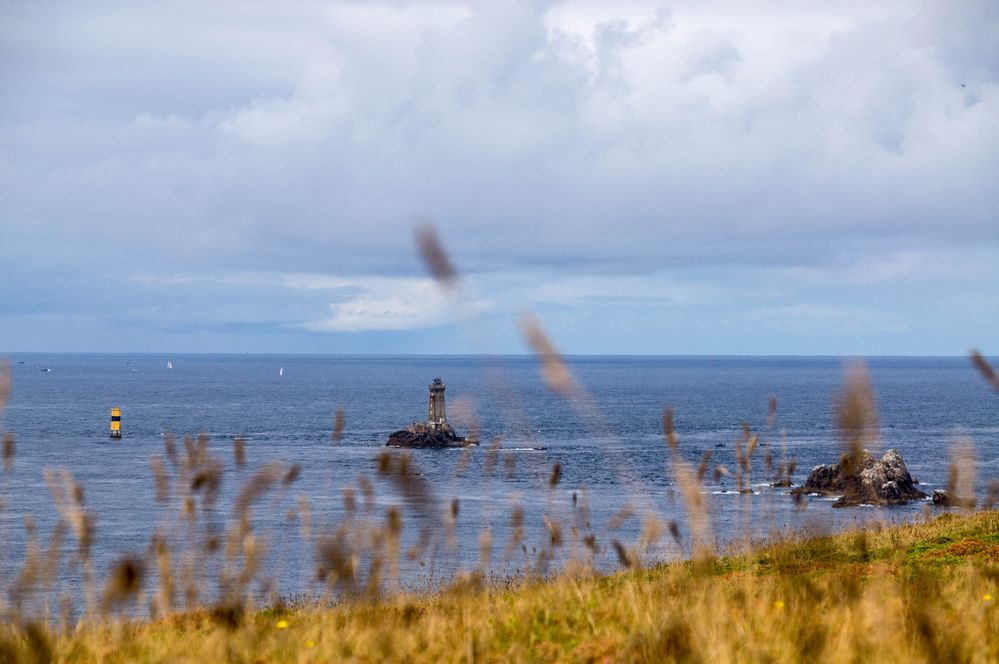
[984,594,994,603]
[276,619,289,630]
[774,600,785,610]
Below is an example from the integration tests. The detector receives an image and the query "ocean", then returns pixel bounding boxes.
[1,354,997,612]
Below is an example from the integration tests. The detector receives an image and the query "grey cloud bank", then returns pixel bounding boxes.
[1,0,997,354]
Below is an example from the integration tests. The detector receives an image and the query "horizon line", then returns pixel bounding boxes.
[1,351,987,359]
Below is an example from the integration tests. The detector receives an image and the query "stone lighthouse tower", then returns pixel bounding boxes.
[427,377,447,430]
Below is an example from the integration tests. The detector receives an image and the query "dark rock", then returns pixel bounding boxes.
[932,489,951,506]
[931,489,974,509]
[770,479,793,488]
[386,422,477,449]
[793,451,875,495]
[792,449,926,507]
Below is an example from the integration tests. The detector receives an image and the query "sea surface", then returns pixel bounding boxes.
[1,354,997,614]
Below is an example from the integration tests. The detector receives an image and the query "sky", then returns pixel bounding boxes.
[1,0,997,355]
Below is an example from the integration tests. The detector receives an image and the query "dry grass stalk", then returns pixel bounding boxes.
[149,456,170,503]
[837,362,878,457]
[503,452,516,478]
[478,527,493,571]
[639,515,664,557]
[610,539,635,569]
[449,396,480,444]
[415,224,458,286]
[234,461,282,523]
[163,433,178,467]
[190,457,222,511]
[519,314,574,395]
[0,359,10,419]
[608,505,634,531]
[662,408,678,452]
[483,437,502,476]
[946,437,977,510]
[377,452,436,517]
[836,362,879,502]
[101,556,144,615]
[232,437,246,467]
[503,505,526,562]
[984,479,999,510]
[696,450,712,482]
[970,349,999,392]
[282,463,301,488]
[43,470,94,561]
[358,474,375,513]
[668,520,682,545]
[662,407,713,559]
[298,495,312,541]
[151,532,173,618]
[2,433,13,473]
[332,407,345,442]
[549,461,562,488]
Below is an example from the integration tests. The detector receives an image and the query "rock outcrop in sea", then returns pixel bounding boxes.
[386,422,470,448]
[386,378,478,449]
[792,448,927,507]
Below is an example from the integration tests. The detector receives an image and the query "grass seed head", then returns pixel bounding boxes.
[232,437,246,467]
[836,362,879,471]
[386,506,403,536]
[611,539,635,569]
[149,456,170,503]
[970,349,999,392]
[358,474,375,512]
[696,450,712,482]
[0,359,9,418]
[332,407,345,442]
[662,407,678,452]
[984,479,999,510]
[609,505,634,531]
[484,437,501,476]
[163,433,178,467]
[549,461,562,487]
[415,224,458,286]
[282,463,301,487]
[101,556,144,614]
[946,437,977,509]
[520,314,574,395]
[2,432,13,473]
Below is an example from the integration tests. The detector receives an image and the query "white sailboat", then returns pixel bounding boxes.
[279,366,284,377]
[167,360,173,369]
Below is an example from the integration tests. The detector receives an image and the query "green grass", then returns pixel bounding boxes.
[3,510,997,663]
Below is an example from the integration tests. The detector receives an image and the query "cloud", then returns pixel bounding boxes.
[0,0,997,352]
[742,304,907,334]
[287,274,451,332]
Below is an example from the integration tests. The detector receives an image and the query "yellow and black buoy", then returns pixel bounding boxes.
[110,407,122,439]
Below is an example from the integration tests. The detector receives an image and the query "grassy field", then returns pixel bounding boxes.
[2,509,996,663]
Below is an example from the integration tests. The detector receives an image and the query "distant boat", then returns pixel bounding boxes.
[279,366,284,377]
[40,368,52,372]
[167,360,173,370]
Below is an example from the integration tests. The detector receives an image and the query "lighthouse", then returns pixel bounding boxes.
[427,378,447,430]
[386,377,476,448]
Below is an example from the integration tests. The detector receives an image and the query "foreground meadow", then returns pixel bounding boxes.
[2,509,997,663]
